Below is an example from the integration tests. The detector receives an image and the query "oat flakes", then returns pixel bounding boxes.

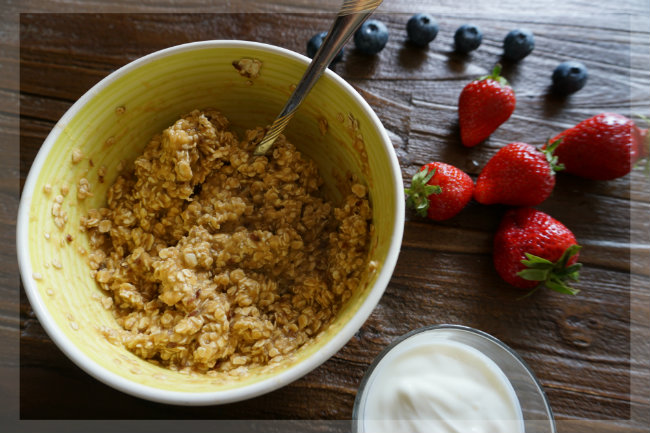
[82,109,372,375]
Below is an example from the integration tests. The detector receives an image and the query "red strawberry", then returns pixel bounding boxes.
[405,162,474,221]
[494,208,581,295]
[474,141,563,207]
[550,113,647,180]
[458,64,516,147]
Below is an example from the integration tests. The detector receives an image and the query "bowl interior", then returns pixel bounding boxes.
[19,41,402,402]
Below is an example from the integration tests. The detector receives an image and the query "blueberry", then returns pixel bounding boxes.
[552,61,588,94]
[503,29,535,61]
[406,13,439,47]
[354,19,389,55]
[454,24,483,54]
[307,31,344,64]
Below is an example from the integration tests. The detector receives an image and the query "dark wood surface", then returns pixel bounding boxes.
[13,3,650,431]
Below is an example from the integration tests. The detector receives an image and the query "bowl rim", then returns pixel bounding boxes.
[16,39,405,405]
[351,324,556,432]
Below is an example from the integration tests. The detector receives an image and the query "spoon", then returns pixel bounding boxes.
[253,0,383,156]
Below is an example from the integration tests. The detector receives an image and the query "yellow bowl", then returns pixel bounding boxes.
[17,40,404,405]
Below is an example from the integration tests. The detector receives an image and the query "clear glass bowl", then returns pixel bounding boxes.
[352,324,556,433]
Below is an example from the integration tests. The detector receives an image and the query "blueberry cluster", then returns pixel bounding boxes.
[305,14,588,95]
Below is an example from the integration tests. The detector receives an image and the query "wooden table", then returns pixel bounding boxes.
[12,2,650,431]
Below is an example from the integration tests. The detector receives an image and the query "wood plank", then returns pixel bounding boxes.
[13,9,650,430]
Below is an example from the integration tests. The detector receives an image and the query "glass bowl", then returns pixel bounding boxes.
[352,324,555,433]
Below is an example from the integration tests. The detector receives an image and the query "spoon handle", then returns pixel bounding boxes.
[253,0,383,156]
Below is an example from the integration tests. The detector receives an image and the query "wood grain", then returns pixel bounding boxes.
[15,6,650,430]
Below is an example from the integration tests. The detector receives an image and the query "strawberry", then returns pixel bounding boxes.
[494,207,581,295]
[550,112,648,180]
[474,141,563,207]
[458,64,516,147]
[405,162,474,221]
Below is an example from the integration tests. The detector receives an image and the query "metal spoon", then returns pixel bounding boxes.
[253,0,383,156]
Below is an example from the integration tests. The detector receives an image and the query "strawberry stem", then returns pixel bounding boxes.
[489,64,502,79]
[542,138,565,173]
[405,167,443,217]
[517,244,581,295]
[479,64,510,87]
[517,285,541,301]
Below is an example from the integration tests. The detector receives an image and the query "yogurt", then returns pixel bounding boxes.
[356,331,525,433]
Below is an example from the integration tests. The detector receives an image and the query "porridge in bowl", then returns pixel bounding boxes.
[81,109,372,375]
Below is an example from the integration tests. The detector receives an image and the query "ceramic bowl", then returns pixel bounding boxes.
[17,40,404,405]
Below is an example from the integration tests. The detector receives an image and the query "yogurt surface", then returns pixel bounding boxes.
[358,333,525,433]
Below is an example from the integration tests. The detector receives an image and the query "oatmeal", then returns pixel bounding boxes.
[232,58,262,79]
[82,109,372,375]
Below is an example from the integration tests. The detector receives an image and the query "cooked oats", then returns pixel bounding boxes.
[98,165,107,183]
[82,109,372,375]
[71,148,84,164]
[318,117,329,136]
[77,178,93,200]
[232,58,262,79]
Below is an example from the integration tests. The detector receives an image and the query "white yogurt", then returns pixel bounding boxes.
[357,333,525,433]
